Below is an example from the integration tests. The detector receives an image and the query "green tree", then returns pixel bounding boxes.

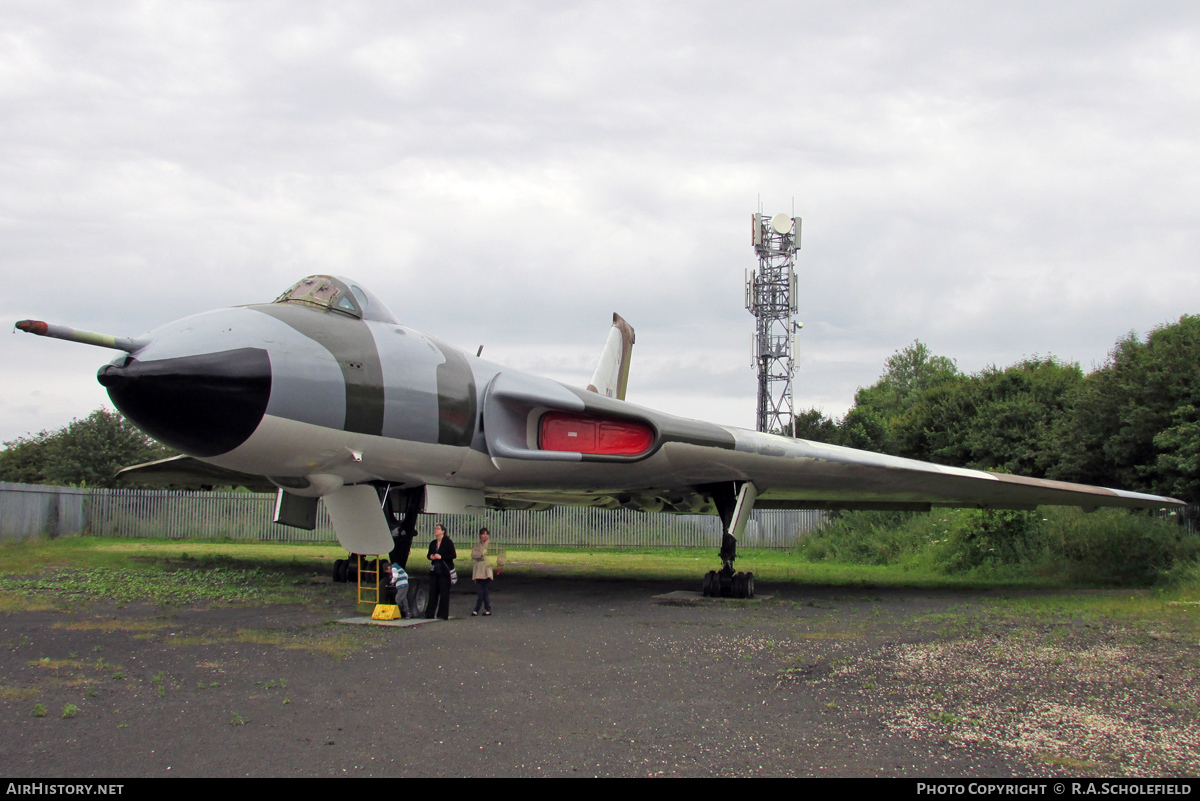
[896,358,1082,476]
[785,408,841,443]
[838,406,891,452]
[891,375,972,465]
[0,408,174,488]
[825,320,1199,501]
[844,340,959,453]
[1050,315,1200,501]
[0,429,54,485]
[1154,405,1200,501]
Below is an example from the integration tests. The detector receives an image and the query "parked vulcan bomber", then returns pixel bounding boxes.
[17,275,1183,596]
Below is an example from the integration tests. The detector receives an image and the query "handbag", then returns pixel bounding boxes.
[448,567,458,586]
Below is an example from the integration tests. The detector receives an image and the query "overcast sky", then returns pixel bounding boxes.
[2,1,1198,443]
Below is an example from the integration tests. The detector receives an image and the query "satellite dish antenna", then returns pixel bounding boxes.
[770,212,792,235]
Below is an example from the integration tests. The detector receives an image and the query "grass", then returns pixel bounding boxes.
[0,538,345,575]
[0,537,1056,610]
[169,628,358,659]
[2,566,279,605]
[982,591,1200,637]
[501,546,1061,590]
[55,620,171,633]
[0,536,1194,629]
[0,538,341,607]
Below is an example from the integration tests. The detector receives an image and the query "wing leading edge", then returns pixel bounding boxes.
[710,428,1181,511]
[115,455,277,493]
[477,393,1184,513]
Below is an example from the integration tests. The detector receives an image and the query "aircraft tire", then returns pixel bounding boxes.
[733,572,747,599]
[745,572,755,599]
[701,571,715,597]
[412,585,428,617]
[333,559,346,583]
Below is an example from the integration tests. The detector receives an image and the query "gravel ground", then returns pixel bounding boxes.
[0,573,1196,777]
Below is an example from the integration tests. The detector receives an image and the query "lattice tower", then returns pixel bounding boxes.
[746,212,801,434]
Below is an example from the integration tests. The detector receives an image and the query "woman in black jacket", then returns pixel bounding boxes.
[424,523,456,620]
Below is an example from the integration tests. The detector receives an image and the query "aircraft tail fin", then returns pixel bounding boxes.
[587,313,635,401]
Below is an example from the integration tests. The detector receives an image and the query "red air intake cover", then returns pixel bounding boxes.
[539,411,654,456]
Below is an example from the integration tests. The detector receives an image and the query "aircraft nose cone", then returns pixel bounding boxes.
[97,348,272,457]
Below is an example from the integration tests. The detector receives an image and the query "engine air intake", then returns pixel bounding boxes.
[539,411,654,456]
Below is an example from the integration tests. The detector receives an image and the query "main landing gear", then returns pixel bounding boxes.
[702,566,756,598]
[701,536,756,599]
[699,481,758,599]
[332,553,427,616]
[332,556,358,584]
[330,484,427,616]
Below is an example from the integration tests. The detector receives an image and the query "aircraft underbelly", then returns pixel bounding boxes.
[205,414,472,487]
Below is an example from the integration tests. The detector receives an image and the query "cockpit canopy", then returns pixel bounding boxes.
[273,276,399,324]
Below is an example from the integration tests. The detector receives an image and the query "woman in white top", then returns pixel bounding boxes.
[471,527,497,616]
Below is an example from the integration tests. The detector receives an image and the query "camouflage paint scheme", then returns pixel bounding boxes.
[17,275,1183,554]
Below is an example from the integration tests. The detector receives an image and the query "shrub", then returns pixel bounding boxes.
[795,510,927,565]
[1035,507,1200,585]
[797,506,1200,586]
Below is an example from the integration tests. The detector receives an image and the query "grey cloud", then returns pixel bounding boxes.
[2,1,1198,441]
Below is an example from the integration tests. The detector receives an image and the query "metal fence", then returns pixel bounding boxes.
[2,482,827,549]
[88,489,329,542]
[0,482,90,542]
[1164,505,1200,536]
[4,482,1196,548]
[433,506,827,549]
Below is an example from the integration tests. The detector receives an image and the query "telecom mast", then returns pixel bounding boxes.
[746,211,801,434]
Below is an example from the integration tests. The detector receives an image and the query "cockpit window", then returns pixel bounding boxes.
[274,276,362,319]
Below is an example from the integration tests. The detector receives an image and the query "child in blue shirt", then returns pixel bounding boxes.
[390,562,411,618]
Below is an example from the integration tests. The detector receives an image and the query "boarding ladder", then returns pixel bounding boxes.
[356,555,386,605]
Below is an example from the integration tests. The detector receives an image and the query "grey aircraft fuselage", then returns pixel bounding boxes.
[90,280,740,508]
[17,274,1183,557]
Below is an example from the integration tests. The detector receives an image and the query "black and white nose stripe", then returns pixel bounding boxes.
[251,303,386,437]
